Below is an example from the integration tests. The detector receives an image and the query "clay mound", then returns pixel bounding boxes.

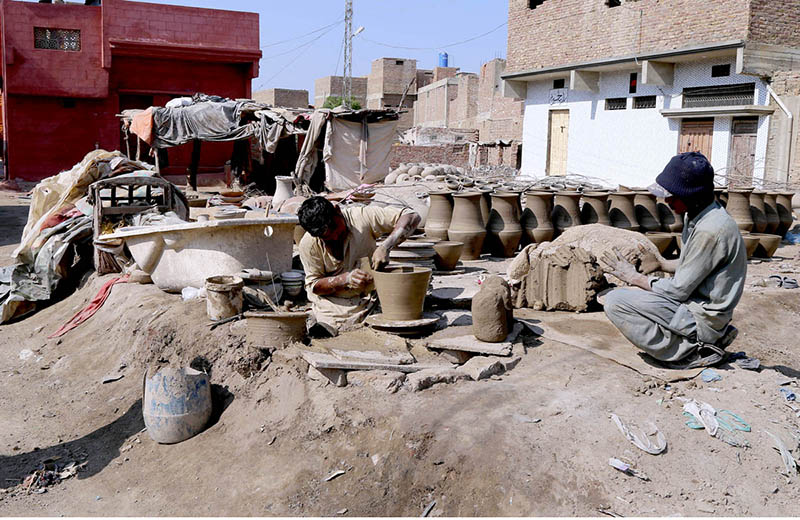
[508,224,662,311]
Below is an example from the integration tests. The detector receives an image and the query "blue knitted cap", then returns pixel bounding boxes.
[655,152,714,199]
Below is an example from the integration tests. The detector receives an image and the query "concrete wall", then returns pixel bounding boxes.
[313,75,367,108]
[252,88,309,108]
[506,0,751,74]
[520,59,770,187]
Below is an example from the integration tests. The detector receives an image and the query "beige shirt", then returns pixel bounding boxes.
[298,204,408,329]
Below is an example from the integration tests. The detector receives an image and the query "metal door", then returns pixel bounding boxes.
[727,117,758,184]
[547,110,569,176]
[679,118,714,158]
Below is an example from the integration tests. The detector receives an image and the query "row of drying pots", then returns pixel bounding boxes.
[424,189,686,259]
[645,230,781,259]
[714,188,795,237]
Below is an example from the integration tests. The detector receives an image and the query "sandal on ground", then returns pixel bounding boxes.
[661,343,726,370]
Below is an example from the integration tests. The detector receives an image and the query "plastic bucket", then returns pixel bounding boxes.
[142,367,212,444]
[205,275,244,320]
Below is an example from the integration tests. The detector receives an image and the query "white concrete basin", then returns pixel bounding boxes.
[101,217,298,292]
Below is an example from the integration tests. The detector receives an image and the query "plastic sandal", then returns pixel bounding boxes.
[782,277,798,289]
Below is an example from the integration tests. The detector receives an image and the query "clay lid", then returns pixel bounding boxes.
[609,191,637,197]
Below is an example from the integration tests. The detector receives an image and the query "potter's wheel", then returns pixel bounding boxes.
[432,268,466,275]
[366,313,441,336]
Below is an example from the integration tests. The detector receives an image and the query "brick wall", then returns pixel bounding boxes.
[433,66,459,82]
[747,0,800,48]
[368,57,419,108]
[390,143,472,168]
[506,0,751,74]
[417,69,434,91]
[313,75,367,108]
[252,88,309,107]
[450,74,479,129]
[415,79,459,127]
[477,58,524,141]
[766,70,800,186]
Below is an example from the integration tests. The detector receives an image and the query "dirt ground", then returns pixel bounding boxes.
[1,188,800,516]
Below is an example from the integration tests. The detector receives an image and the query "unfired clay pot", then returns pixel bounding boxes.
[425,191,453,241]
[645,232,675,255]
[521,191,555,244]
[763,192,781,235]
[776,191,795,237]
[432,241,464,271]
[657,197,683,232]
[740,234,760,259]
[726,188,754,232]
[552,191,582,236]
[272,176,294,208]
[749,190,768,234]
[244,310,309,348]
[714,187,728,208]
[580,191,611,226]
[372,266,432,321]
[487,192,523,257]
[478,189,493,227]
[634,191,661,232]
[448,192,487,260]
[750,233,782,258]
[608,192,640,232]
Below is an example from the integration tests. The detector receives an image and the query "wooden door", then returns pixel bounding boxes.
[727,117,758,184]
[547,110,569,176]
[679,118,713,158]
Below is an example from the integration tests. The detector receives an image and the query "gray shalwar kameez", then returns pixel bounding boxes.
[604,201,747,362]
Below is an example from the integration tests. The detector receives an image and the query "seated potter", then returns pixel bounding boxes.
[297,196,421,336]
[601,152,746,369]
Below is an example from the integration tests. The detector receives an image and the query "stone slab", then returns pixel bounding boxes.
[426,322,524,356]
[300,350,445,373]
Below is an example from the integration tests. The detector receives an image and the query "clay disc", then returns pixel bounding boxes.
[432,268,466,276]
[365,313,441,336]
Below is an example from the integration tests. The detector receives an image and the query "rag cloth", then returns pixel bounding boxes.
[49,276,130,338]
[130,108,155,145]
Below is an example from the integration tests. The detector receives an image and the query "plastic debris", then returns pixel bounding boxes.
[181,286,206,301]
[610,413,667,455]
[682,399,750,447]
[336,508,348,515]
[682,400,719,437]
[765,431,798,476]
[324,470,346,482]
[736,357,761,371]
[421,500,436,517]
[701,368,722,383]
[608,458,650,481]
[597,508,624,517]
[780,388,797,402]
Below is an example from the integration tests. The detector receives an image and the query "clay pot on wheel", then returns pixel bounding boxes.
[740,234,760,259]
[580,191,611,226]
[749,190,768,234]
[478,189,493,227]
[763,192,781,235]
[487,192,523,257]
[726,188,754,232]
[448,192,487,260]
[608,192,640,232]
[776,191,795,237]
[634,191,661,232]
[551,191,582,236]
[425,191,454,241]
[657,197,683,232]
[432,241,464,271]
[521,191,555,244]
[372,266,432,321]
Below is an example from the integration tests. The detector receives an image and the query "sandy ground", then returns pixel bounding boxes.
[1,188,800,516]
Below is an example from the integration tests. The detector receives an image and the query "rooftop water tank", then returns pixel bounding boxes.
[438,52,449,68]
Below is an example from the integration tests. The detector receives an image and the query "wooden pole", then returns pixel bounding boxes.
[189,139,201,191]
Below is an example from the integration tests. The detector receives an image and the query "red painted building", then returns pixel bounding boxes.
[0,0,261,181]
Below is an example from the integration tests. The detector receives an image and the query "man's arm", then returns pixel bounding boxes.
[312,270,371,296]
[660,258,679,274]
[601,248,653,291]
[372,211,421,269]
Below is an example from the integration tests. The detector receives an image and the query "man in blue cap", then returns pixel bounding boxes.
[602,152,747,369]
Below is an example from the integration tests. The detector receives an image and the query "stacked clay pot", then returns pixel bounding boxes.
[657,197,683,232]
[486,192,523,257]
[634,191,661,233]
[448,192,487,260]
[580,191,611,226]
[551,191,582,235]
[608,191,640,232]
[521,190,555,244]
[425,191,454,241]
[763,192,781,235]
[749,190,768,234]
[726,188,754,232]
[776,191,795,237]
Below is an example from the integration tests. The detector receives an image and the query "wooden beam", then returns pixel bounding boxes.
[570,70,599,92]
[642,60,674,87]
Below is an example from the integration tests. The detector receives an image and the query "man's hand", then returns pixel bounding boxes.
[345,268,373,291]
[637,243,666,275]
[601,247,642,286]
[372,245,390,271]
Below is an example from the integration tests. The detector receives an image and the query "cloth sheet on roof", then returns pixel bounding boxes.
[151,100,257,148]
[323,118,397,191]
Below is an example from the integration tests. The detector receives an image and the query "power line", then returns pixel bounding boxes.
[261,22,344,60]
[361,20,507,51]
[258,23,340,89]
[260,19,343,48]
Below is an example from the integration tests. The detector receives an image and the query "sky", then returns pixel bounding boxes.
[145,0,509,97]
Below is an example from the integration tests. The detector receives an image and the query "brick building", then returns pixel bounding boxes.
[313,75,367,108]
[502,0,800,187]
[252,88,309,108]
[0,0,260,181]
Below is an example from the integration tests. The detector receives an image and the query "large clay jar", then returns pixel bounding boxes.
[657,197,683,232]
[580,191,611,226]
[551,191,582,236]
[372,266,432,321]
[776,191,795,237]
[478,189,493,227]
[608,192,640,232]
[424,191,453,241]
[714,187,728,208]
[634,191,661,232]
[726,188,754,232]
[272,176,294,208]
[763,192,781,235]
[749,190,767,234]
[521,191,555,244]
[448,192,487,260]
[486,192,523,257]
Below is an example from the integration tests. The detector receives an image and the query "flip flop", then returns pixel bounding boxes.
[661,343,725,370]
[782,277,798,289]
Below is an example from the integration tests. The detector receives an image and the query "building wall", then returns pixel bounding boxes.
[367,57,418,108]
[506,0,751,74]
[433,66,459,82]
[391,143,473,168]
[765,71,800,186]
[252,88,309,107]
[478,58,524,142]
[415,78,459,128]
[313,75,367,108]
[747,0,800,48]
[520,59,770,187]
[450,74,479,129]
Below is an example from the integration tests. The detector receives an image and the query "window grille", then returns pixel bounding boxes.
[605,97,627,110]
[682,83,755,108]
[34,27,81,51]
[633,96,657,109]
